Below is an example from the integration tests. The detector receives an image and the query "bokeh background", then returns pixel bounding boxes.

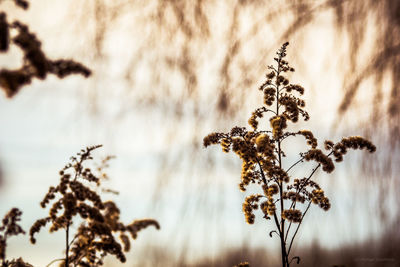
[0,0,399,266]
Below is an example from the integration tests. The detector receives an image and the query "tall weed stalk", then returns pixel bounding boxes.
[204,42,376,267]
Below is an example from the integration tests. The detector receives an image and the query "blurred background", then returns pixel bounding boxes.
[0,0,399,266]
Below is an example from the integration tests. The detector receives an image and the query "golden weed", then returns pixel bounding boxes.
[29,145,160,267]
[0,208,27,267]
[204,42,376,267]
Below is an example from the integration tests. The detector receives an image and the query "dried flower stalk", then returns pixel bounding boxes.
[30,145,160,267]
[204,42,376,267]
[0,208,27,267]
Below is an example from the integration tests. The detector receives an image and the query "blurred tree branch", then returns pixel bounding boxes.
[0,0,91,98]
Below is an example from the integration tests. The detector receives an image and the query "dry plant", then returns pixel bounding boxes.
[204,43,376,267]
[29,145,160,267]
[0,0,91,98]
[0,208,33,267]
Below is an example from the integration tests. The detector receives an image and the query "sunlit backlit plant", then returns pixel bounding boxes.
[29,145,160,267]
[204,42,376,267]
[0,208,32,267]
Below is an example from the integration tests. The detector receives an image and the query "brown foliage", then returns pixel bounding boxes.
[204,43,376,266]
[0,0,91,98]
[0,208,28,267]
[29,145,160,266]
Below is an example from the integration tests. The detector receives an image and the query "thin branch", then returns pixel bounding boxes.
[69,233,79,247]
[279,86,288,93]
[265,108,277,115]
[284,200,297,242]
[269,230,280,238]
[285,156,305,173]
[296,151,334,194]
[256,158,268,186]
[290,256,301,265]
[285,220,292,243]
[259,130,273,135]
[268,66,278,73]
[65,223,70,267]
[280,132,298,142]
[273,211,282,236]
[269,83,278,89]
[287,201,312,256]
[46,258,65,267]
[72,244,92,267]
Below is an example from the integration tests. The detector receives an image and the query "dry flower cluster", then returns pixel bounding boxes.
[0,0,91,98]
[0,146,159,267]
[0,3,158,266]
[0,208,26,267]
[204,42,376,267]
[29,145,160,266]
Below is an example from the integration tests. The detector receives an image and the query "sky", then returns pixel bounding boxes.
[0,1,395,266]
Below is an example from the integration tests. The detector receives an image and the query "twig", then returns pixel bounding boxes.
[287,201,312,256]
[46,258,65,267]
[285,156,305,173]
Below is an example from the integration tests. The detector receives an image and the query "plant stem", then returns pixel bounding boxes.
[288,201,312,256]
[276,57,289,267]
[1,233,7,267]
[46,258,65,267]
[286,156,305,173]
[65,223,70,267]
